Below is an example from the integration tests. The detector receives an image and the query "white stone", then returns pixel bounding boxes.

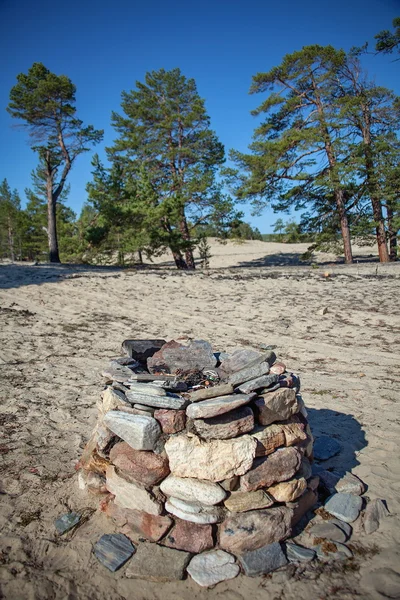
[103,410,161,450]
[160,475,227,506]
[165,501,222,524]
[168,496,223,516]
[101,387,129,414]
[164,434,257,482]
[106,465,162,515]
[187,550,239,587]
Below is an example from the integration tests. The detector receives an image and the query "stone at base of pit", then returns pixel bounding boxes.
[187,550,240,587]
[239,542,288,577]
[125,543,191,581]
[162,519,214,553]
[93,534,135,572]
[54,512,81,535]
[324,493,363,523]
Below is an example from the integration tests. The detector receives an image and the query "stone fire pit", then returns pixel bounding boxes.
[76,338,362,585]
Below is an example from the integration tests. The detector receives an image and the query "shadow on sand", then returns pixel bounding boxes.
[236,252,379,269]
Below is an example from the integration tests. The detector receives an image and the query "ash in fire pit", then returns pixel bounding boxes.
[76,338,386,586]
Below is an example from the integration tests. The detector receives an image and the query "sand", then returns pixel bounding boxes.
[0,239,399,600]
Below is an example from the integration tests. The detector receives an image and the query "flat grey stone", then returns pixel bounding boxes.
[228,362,271,387]
[309,522,348,543]
[186,393,254,419]
[238,373,280,394]
[126,390,188,410]
[102,361,137,383]
[285,542,316,563]
[318,470,365,495]
[93,533,135,572]
[187,550,239,587]
[363,498,390,534]
[218,349,271,378]
[189,383,234,402]
[125,543,190,581]
[239,542,288,577]
[313,436,342,461]
[324,493,363,523]
[315,541,353,562]
[103,410,161,450]
[54,512,81,534]
[126,382,167,396]
[328,518,353,539]
[133,403,154,413]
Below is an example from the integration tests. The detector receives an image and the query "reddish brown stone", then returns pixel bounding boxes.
[252,424,286,457]
[147,339,216,374]
[270,362,286,375]
[154,409,186,434]
[218,507,292,553]
[109,442,170,486]
[162,518,214,553]
[240,447,302,492]
[192,407,254,440]
[77,432,109,474]
[104,499,173,542]
[289,489,318,526]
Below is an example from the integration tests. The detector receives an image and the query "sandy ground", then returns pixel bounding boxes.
[1,239,399,600]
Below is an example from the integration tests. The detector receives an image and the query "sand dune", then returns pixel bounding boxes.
[0,239,399,600]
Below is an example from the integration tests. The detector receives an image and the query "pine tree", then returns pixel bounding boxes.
[0,179,22,260]
[375,17,400,57]
[7,63,103,262]
[229,46,355,263]
[107,68,225,269]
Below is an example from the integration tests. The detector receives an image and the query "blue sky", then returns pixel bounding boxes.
[1,0,399,232]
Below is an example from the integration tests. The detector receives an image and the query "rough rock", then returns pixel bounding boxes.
[147,339,217,374]
[238,373,280,394]
[187,550,239,587]
[103,500,172,542]
[106,465,162,515]
[285,542,316,563]
[133,403,154,413]
[241,447,302,492]
[125,543,190,581]
[103,411,161,451]
[224,489,274,512]
[101,387,130,414]
[228,362,271,387]
[154,409,186,434]
[109,442,169,486]
[280,418,308,445]
[219,507,292,553]
[165,433,257,482]
[255,389,300,426]
[86,471,107,495]
[78,432,109,474]
[192,406,254,440]
[297,457,312,480]
[289,489,318,526]
[313,436,342,461]
[186,393,254,420]
[270,362,286,375]
[189,383,234,402]
[54,512,81,535]
[93,533,135,572]
[125,390,188,410]
[220,476,240,492]
[309,521,348,543]
[102,361,138,383]
[239,542,288,577]
[165,500,223,524]
[162,519,214,553]
[363,498,390,534]
[121,339,166,362]
[218,349,272,378]
[252,424,286,457]
[160,475,226,505]
[315,541,353,561]
[324,493,363,523]
[267,477,307,502]
[318,469,366,495]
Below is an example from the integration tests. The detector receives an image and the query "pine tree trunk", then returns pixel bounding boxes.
[47,180,60,263]
[179,213,195,270]
[335,189,353,264]
[364,152,389,262]
[387,201,398,261]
